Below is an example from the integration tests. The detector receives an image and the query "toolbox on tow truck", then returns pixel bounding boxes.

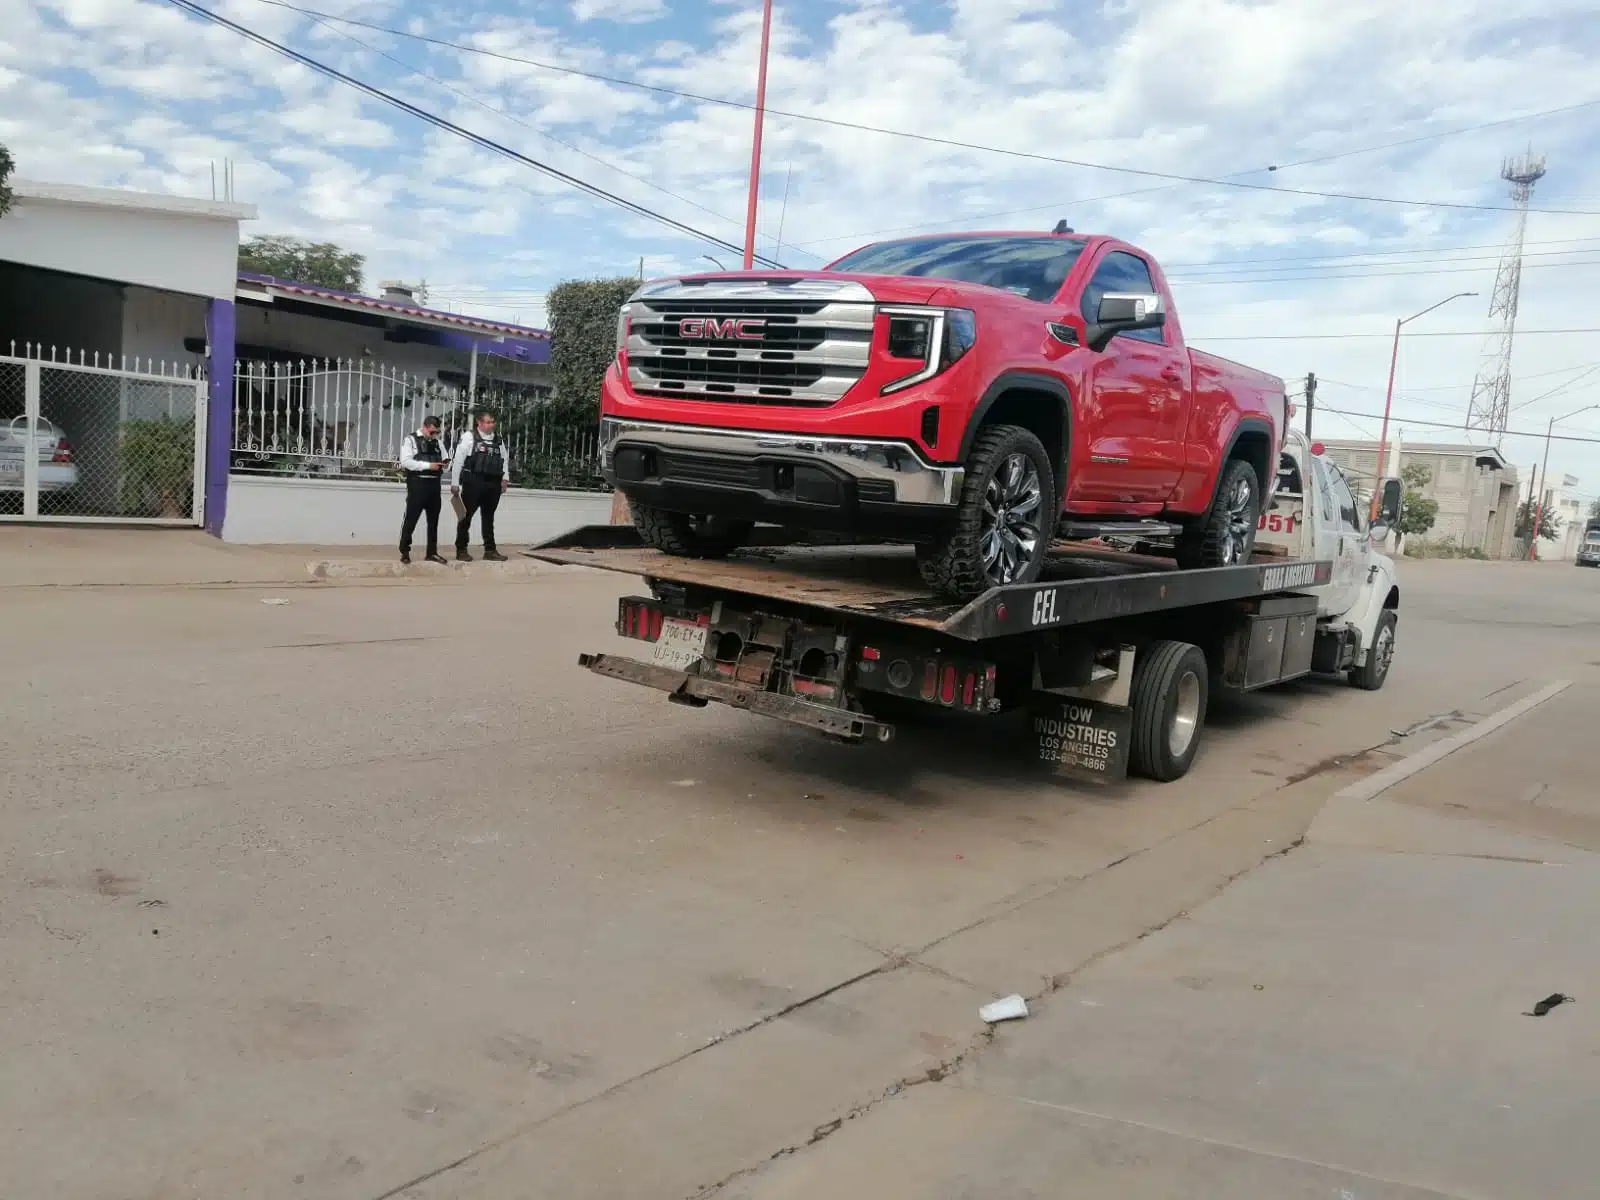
[533,527,1336,784]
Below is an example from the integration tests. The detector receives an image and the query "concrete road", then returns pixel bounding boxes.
[729,675,1600,1200]
[0,545,1593,1198]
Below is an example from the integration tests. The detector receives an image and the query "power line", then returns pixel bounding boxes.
[289,3,743,232]
[164,0,785,268]
[249,1,1600,219]
[1318,406,1600,445]
[1168,255,1600,286]
[1194,328,1600,342]
[1166,240,1600,274]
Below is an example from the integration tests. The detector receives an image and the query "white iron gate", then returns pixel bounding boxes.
[0,348,207,525]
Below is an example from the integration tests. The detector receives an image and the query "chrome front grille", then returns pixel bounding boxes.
[624,277,876,406]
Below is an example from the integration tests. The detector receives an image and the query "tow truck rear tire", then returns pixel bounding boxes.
[1176,458,1261,570]
[1129,640,1209,782]
[917,424,1055,601]
[1349,609,1397,691]
[632,502,752,559]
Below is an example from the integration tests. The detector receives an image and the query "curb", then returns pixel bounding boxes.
[1332,679,1573,805]
[306,558,549,581]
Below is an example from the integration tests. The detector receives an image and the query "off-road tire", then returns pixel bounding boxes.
[1349,609,1397,691]
[632,502,752,559]
[1176,458,1261,570]
[1128,640,1210,782]
[916,424,1055,601]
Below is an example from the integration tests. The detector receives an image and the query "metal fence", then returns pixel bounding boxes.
[231,358,605,491]
[1,344,206,524]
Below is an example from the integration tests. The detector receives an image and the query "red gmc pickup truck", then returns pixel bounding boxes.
[601,229,1287,599]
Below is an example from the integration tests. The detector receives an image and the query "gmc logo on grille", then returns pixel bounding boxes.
[678,317,766,341]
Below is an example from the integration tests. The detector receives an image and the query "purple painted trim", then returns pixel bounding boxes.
[204,299,235,537]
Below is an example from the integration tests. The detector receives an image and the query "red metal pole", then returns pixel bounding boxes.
[1372,316,1401,521]
[741,0,774,271]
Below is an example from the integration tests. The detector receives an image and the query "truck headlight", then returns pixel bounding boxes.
[880,307,976,395]
[615,303,633,362]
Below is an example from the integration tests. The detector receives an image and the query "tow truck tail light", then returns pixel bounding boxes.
[52,437,72,463]
[617,597,663,642]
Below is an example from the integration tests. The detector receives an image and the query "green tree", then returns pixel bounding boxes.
[1394,462,1438,537]
[547,277,638,423]
[1516,499,1563,543]
[0,142,14,217]
[239,235,365,292]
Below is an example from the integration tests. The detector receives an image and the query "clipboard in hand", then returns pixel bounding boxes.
[450,491,468,522]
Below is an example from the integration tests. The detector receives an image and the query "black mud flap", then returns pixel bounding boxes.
[1028,695,1133,782]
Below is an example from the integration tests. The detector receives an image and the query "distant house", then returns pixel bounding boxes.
[1319,437,1519,557]
[0,177,606,544]
[227,273,552,469]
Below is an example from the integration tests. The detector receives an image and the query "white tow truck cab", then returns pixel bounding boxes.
[1258,430,1402,690]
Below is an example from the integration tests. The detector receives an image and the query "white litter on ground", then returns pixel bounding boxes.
[979,994,1029,1023]
[259,598,291,606]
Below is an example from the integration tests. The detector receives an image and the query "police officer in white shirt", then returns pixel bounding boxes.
[450,409,511,562]
[398,415,450,565]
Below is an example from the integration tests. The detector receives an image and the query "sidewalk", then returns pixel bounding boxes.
[726,674,1600,1199]
[0,527,550,587]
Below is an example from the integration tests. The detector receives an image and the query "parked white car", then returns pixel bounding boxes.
[0,415,78,492]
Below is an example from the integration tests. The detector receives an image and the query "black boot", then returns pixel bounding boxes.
[456,549,473,563]
[427,553,449,565]
[484,549,508,562]
[400,551,411,565]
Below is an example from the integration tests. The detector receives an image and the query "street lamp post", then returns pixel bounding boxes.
[1372,291,1477,521]
[1529,402,1600,556]
[741,0,775,271]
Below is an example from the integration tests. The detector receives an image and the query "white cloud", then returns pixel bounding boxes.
[572,0,667,24]
[1,0,1598,485]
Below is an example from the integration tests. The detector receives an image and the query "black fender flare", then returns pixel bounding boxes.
[957,371,1075,484]
[1208,418,1277,515]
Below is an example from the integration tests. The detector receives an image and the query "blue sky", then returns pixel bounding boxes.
[4,0,1600,499]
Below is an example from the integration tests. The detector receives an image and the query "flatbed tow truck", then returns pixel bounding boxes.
[533,432,1403,785]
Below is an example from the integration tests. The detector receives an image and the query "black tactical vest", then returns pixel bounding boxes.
[462,432,504,482]
[413,434,443,465]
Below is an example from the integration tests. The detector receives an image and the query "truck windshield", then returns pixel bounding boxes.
[827,236,1087,303]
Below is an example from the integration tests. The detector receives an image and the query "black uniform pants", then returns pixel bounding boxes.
[456,474,503,553]
[400,473,442,556]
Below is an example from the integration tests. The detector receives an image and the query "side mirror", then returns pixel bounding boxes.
[1086,292,1165,352]
[1377,477,1403,527]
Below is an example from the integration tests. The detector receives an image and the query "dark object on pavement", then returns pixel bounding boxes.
[1524,993,1572,1017]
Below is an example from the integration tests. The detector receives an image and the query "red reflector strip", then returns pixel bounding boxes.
[922,662,938,700]
[861,646,881,661]
[940,666,956,706]
[649,608,663,641]
[962,672,975,708]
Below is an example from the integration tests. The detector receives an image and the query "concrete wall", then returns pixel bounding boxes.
[222,474,611,546]
[123,287,208,374]
[1,183,251,300]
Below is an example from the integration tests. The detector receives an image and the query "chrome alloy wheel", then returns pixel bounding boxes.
[1221,473,1256,564]
[1168,669,1202,758]
[979,453,1044,584]
[1372,621,1395,681]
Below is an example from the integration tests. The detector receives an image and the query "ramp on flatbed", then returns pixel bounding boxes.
[529,528,1328,641]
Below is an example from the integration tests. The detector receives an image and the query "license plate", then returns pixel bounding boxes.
[652,618,708,672]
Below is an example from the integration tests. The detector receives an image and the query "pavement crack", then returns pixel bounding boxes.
[367,958,899,1200]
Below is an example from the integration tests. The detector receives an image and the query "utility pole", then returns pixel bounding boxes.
[1529,402,1600,557]
[1303,372,1316,437]
[741,0,775,271]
